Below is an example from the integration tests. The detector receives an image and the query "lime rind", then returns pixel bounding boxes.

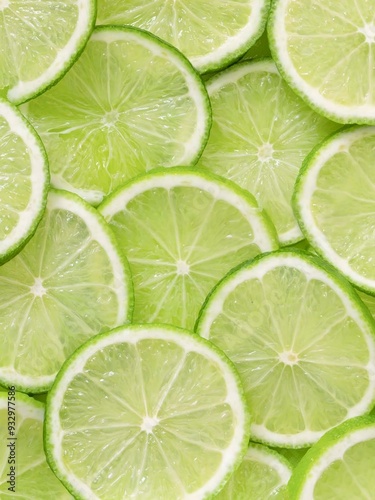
[0,98,49,264]
[288,415,375,499]
[293,125,375,296]
[44,324,251,499]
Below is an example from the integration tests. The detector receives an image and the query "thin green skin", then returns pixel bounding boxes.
[44,323,251,500]
[268,1,375,125]
[3,0,97,105]
[0,99,50,265]
[0,187,134,394]
[292,125,375,297]
[288,415,375,499]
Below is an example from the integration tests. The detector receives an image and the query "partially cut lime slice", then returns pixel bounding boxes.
[197,250,375,447]
[0,0,95,104]
[269,0,375,124]
[45,324,250,499]
[96,0,271,73]
[293,126,375,295]
[0,189,132,393]
[215,443,292,499]
[289,416,375,499]
[99,167,277,330]
[0,99,49,265]
[0,392,71,498]
[196,60,338,244]
[22,26,211,205]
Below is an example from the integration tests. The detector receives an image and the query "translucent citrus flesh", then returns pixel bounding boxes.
[197,61,338,243]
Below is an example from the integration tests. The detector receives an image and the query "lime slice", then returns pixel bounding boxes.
[0,392,71,498]
[293,126,375,295]
[215,443,292,499]
[359,291,375,320]
[99,167,277,330]
[269,0,375,124]
[196,59,338,244]
[96,0,271,73]
[22,26,211,206]
[0,0,95,104]
[0,99,49,265]
[242,30,271,60]
[0,189,132,393]
[197,250,375,447]
[289,416,375,499]
[45,324,250,499]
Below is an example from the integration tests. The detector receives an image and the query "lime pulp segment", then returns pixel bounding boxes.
[197,60,338,244]
[269,0,375,124]
[96,0,271,73]
[45,324,250,499]
[197,250,375,447]
[22,26,211,205]
[0,0,96,104]
[99,167,278,330]
[0,189,132,393]
[293,126,375,295]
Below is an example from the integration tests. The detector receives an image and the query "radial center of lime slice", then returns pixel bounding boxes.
[176,259,190,275]
[279,351,299,366]
[30,277,47,297]
[141,416,160,434]
[358,23,375,43]
[258,142,275,162]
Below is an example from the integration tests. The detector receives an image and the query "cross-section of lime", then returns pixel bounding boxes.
[45,324,250,499]
[0,99,49,265]
[99,167,277,330]
[96,0,271,73]
[22,26,211,205]
[197,250,375,447]
[293,126,375,295]
[197,60,338,244]
[0,0,95,104]
[0,392,72,498]
[0,189,132,393]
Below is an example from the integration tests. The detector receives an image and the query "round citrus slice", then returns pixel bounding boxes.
[0,391,71,498]
[289,416,375,499]
[96,0,271,73]
[22,26,211,205]
[196,59,338,244]
[0,0,95,104]
[215,443,292,499]
[0,99,49,265]
[99,167,278,330]
[45,324,250,499]
[0,189,132,393]
[269,0,375,124]
[293,126,375,295]
[197,250,375,447]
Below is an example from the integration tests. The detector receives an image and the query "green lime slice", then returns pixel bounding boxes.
[269,0,375,124]
[215,443,292,499]
[197,250,375,447]
[0,391,71,498]
[45,324,250,499]
[22,26,211,206]
[359,291,375,320]
[96,0,271,73]
[0,189,133,393]
[196,59,338,244]
[289,416,375,499]
[293,126,375,295]
[0,99,49,265]
[0,0,95,104]
[99,167,277,330]
[242,30,271,60]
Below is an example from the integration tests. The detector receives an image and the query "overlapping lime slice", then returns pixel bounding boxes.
[0,99,49,265]
[99,167,277,329]
[294,126,375,295]
[0,392,71,498]
[197,60,338,244]
[0,0,95,104]
[22,26,211,205]
[96,0,271,73]
[197,250,375,447]
[45,324,250,499]
[0,189,132,393]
